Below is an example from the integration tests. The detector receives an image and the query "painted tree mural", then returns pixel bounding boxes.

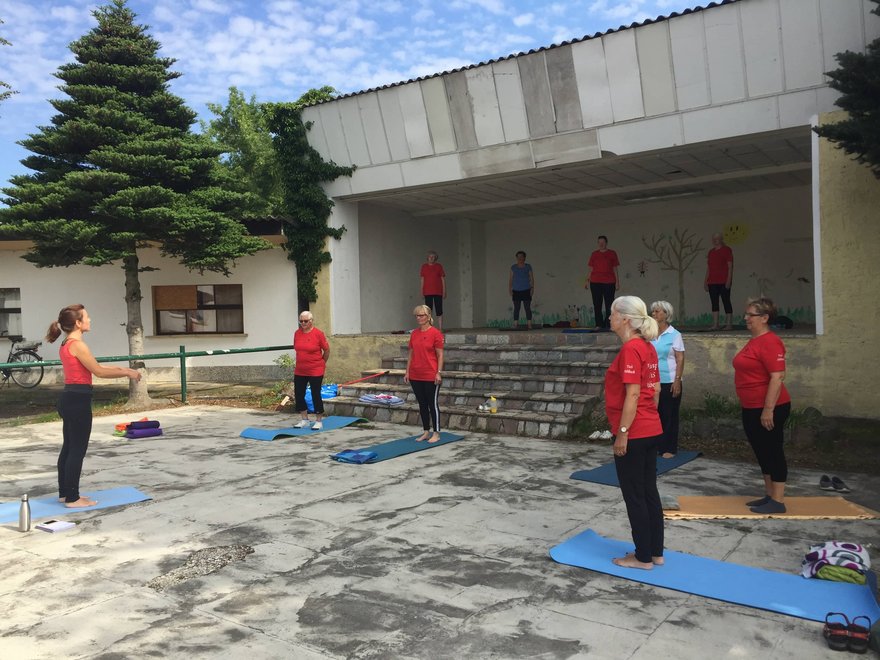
[642,228,704,321]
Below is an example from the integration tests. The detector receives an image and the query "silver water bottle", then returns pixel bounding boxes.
[18,494,31,532]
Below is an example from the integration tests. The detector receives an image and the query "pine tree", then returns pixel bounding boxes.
[0,0,267,406]
[813,0,880,178]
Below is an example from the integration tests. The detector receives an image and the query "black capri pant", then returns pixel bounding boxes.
[410,379,441,432]
[614,434,664,564]
[708,283,733,313]
[57,385,94,503]
[741,402,791,483]
[590,282,615,327]
[657,382,682,455]
[511,289,532,321]
[294,374,325,414]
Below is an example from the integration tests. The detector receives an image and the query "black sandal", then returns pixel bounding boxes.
[848,615,871,654]
[823,612,850,652]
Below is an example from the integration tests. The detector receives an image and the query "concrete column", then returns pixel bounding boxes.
[328,200,362,335]
[471,221,487,327]
[457,218,474,328]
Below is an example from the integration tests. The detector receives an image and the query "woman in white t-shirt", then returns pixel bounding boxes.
[650,301,685,458]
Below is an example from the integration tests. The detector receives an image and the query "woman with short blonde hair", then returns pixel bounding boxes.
[404,304,445,442]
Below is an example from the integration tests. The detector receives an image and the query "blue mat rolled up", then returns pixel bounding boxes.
[550,529,880,623]
[331,432,464,463]
[570,450,701,486]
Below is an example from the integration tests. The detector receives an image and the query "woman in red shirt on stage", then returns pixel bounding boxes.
[587,235,620,330]
[404,304,444,443]
[733,297,791,514]
[292,311,330,430]
[605,295,664,570]
[46,304,141,508]
[420,250,446,331]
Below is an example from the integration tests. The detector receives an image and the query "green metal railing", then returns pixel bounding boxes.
[1,344,294,403]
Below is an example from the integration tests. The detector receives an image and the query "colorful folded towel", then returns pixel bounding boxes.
[359,393,405,406]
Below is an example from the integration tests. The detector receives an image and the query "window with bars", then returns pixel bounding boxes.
[153,284,244,335]
[0,288,22,338]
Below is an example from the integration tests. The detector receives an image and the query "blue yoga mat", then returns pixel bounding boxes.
[331,432,465,463]
[570,450,701,486]
[550,529,880,623]
[240,416,366,441]
[0,486,152,524]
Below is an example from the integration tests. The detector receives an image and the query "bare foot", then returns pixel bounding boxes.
[58,497,65,503]
[428,433,441,443]
[624,551,664,565]
[613,555,654,570]
[660,452,675,459]
[65,497,97,508]
[416,432,431,442]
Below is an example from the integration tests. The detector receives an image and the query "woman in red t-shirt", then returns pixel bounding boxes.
[292,311,330,430]
[733,297,791,514]
[703,232,734,330]
[420,251,446,331]
[404,304,444,443]
[605,295,664,570]
[46,304,141,508]
[586,235,620,329]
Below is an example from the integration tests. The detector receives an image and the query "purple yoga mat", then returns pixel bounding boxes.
[128,420,161,430]
[126,427,163,439]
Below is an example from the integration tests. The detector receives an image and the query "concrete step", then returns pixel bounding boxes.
[381,356,608,378]
[361,369,604,396]
[395,343,619,363]
[323,396,578,438]
[443,330,620,346]
[339,382,600,416]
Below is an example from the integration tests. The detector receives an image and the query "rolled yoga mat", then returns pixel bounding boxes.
[128,420,161,430]
[240,416,366,441]
[549,528,880,623]
[0,486,152,523]
[570,450,701,486]
[331,432,465,463]
[664,496,880,520]
[126,427,163,439]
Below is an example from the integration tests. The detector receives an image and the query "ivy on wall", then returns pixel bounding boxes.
[264,103,354,310]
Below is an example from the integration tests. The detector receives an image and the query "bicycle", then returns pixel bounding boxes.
[1,334,45,388]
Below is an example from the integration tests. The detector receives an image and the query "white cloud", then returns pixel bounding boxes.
[588,1,647,21]
[513,13,534,27]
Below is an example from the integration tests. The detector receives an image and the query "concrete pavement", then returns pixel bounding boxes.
[1,405,877,659]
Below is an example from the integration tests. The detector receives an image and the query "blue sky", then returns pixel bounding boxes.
[0,0,701,196]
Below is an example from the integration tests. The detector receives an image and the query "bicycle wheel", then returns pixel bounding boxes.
[10,350,44,388]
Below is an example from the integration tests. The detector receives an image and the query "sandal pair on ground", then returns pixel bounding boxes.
[824,613,871,653]
[820,475,852,493]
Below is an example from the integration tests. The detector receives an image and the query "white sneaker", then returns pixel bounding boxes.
[599,430,613,440]
[588,431,601,440]
[311,421,323,431]
[294,419,310,428]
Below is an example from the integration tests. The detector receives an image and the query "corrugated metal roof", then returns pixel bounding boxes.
[307,0,739,106]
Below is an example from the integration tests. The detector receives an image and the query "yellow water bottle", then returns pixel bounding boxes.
[489,396,497,413]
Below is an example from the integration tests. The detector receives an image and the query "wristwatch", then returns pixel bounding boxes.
[619,426,628,434]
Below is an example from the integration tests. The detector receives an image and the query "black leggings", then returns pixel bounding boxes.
[410,380,441,432]
[511,290,532,321]
[57,386,93,503]
[708,283,733,313]
[657,382,682,455]
[590,282,615,327]
[614,434,664,563]
[294,374,325,414]
[741,402,790,482]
